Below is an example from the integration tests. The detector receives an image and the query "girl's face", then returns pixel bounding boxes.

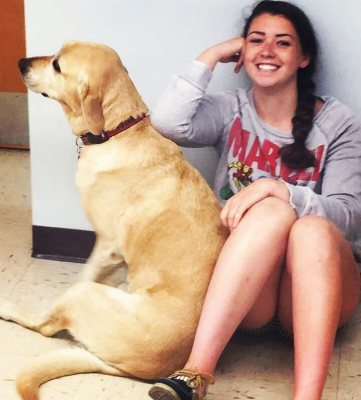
[243,13,310,90]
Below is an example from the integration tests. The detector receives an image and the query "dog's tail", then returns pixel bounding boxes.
[16,347,126,400]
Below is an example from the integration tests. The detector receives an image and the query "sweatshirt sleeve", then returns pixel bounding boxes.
[150,60,234,148]
[284,110,361,241]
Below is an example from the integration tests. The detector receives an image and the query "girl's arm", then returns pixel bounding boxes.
[222,105,361,241]
[285,112,361,240]
[151,38,244,147]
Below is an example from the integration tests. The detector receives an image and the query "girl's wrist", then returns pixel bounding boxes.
[196,48,221,71]
[271,179,290,202]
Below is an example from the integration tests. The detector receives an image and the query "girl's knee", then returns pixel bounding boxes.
[249,197,296,226]
[289,215,341,249]
[286,216,353,279]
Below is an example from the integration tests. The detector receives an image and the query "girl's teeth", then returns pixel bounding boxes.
[258,64,278,70]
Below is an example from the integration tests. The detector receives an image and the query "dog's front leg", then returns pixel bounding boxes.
[80,238,126,285]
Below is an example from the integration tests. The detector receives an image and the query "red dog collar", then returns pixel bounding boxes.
[80,113,148,145]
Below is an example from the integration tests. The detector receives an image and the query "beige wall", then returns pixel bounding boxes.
[24,0,361,231]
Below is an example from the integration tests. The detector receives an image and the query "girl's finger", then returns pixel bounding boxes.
[231,208,245,229]
[234,53,244,73]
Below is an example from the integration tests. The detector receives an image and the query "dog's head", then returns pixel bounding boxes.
[19,41,148,135]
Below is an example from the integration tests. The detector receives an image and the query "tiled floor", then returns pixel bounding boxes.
[0,148,360,400]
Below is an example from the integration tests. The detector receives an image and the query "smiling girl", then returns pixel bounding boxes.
[148,1,361,400]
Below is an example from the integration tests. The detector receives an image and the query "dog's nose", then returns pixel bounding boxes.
[18,58,31,75]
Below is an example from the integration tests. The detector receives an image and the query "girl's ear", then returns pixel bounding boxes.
[299,54,311,69]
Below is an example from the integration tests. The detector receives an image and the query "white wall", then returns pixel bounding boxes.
[24,0,361,231]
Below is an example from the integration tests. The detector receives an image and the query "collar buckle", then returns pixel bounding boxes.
[100,131,109,142]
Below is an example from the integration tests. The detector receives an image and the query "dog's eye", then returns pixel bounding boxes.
[52,59,61,73]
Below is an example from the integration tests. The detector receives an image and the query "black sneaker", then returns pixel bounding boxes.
[148,369,214,400]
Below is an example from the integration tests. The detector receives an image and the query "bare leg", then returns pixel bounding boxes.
[184,197,296,373]
[278,216,360,400]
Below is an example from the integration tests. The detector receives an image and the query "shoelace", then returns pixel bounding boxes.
[169,368,215,399]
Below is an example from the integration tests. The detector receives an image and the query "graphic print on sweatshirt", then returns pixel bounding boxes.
[225,116,326,197]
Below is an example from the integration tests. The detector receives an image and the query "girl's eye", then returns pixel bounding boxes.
[249,38,263,44]
[52,59,61,73]
[278,41,291,47]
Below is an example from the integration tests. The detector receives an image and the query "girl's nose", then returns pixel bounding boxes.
[260,41,275,57]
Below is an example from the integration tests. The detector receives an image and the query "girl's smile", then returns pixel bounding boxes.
[243,13,309,90]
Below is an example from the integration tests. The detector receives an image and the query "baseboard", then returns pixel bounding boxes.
[32,225,95,264]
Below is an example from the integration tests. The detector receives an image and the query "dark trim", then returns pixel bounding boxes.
[32,225,95,264]
[0,144,29,150]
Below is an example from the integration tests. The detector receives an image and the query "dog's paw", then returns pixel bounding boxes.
[0,298,22,322]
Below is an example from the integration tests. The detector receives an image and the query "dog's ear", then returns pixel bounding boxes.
[78,78,105,135]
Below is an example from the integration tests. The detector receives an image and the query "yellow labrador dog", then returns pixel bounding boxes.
[0,41,227,399]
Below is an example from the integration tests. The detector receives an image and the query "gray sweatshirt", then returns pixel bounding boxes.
[151,60,361,254]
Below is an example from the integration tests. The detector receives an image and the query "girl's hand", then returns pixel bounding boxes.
[220,179,291,231]
[196,37,244,73]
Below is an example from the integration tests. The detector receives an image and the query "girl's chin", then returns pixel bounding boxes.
[249,74,295,90]
[252,79,280,89]
[246,70,279,85]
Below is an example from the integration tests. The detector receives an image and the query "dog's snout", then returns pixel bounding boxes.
[18,58,31,75]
